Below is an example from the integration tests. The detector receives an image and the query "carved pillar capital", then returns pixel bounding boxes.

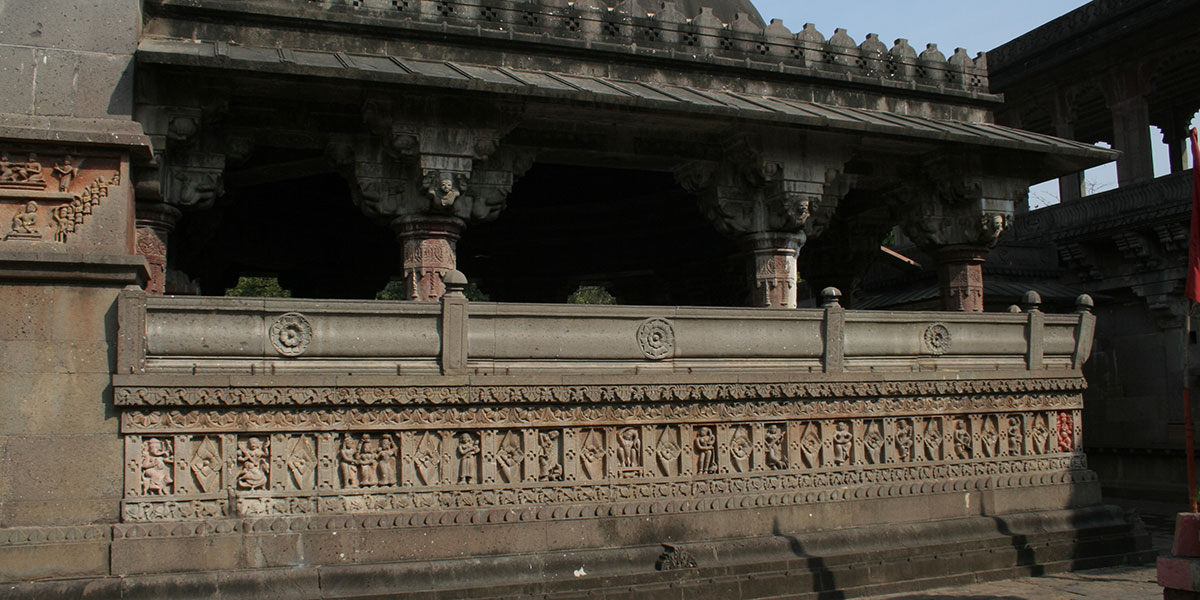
[392,215,466,302]
[163,153,226,211]
[675,134,852,309]
[899,159,1027,312]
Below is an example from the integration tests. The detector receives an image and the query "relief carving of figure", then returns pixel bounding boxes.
[52,156,77,192]
[981,418,999,458]
[0,152,13,181]
[377,434,398,486]
[537,430,562,481]
[1006,417,1024,455]
[0,153,45,184]
[457,432,480,484]
[616,427,641,469]
[953,420,971,459]
[833,422,852,465]
[236,437,270,490]
[10,201,39,235]
[764,424,786,470]
[339,435,361,488]
[22,154,44,183]
[694,427,716,474]
[357,434,380,487]
[580,430,605,480]
[1032,416,1050,454]
[427,172,461,209]
[139,438,174,495]
[895,419,914,462]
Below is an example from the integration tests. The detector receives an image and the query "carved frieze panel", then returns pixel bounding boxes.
[121,390,1086,522]
[1,151,121,244]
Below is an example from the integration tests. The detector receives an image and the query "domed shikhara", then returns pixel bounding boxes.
[673,0,766,27]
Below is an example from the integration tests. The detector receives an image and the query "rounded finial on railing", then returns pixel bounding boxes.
[821,287,842,308]
[444,269,468,298]
[1021,290,1042,312]
[1075,294,1094,314]
[1006,304,1022,313]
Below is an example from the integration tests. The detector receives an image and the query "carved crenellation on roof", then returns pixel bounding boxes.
[286,0,990,92]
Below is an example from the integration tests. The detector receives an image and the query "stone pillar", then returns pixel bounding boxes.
[1103,65,1156,186]
[934,246,988,313]
[747,233,801,308]
[394,215,465,302]
[1050,90,1085,203]
[134,202,182,296]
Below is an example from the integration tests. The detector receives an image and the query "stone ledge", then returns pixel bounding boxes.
[0,113,152,161]
[0,252,148,287]
[0,504,1151,599]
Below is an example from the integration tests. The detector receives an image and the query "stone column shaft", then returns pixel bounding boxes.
[1109,94,1155,185]
[394,215,465,302]
[747,233,802,309]
[935,247,988,313]
[134,202,182,296]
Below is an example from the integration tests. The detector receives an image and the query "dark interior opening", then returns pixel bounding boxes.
[456,163,743,305]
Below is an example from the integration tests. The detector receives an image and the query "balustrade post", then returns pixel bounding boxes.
[822,287,844,373]
[1023,290,1044,370]
[440,269,469,375]
[1073,294,1096,370]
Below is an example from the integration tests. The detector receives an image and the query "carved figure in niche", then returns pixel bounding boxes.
[924,420,942,460]
[953,420,971,459]
[9,201,39,236]
[52,156,76,192]
[358,434,380,486]
[1032,415,1050,454]
[1006,417,1024,455]
[617,427,641,468]
[730,427,751,472]
[694,427,717,474]
[496,432,522,483]
[427,172,461,209]
[538,431,562,481]
[236,437,270,490]
[339,435,361,488]
[457,432,480,484]
[833,421,852,465]
[581,430,605,480]
[895,419,914,462]
[139,438,174,495]
[0,153,45,184]
[981,418,999,458]
[0,152,13,180]
[377,434,398,486]
[765,424,786,470]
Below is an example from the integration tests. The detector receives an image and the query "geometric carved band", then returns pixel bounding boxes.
[116,462,1094,537]
[113,377,1088,407]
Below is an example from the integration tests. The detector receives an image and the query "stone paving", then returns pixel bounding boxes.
[864,499,1178,600]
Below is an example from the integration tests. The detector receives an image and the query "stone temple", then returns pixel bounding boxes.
[0,0,1155,597]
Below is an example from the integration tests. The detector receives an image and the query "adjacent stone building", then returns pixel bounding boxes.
[0,0,1152,597]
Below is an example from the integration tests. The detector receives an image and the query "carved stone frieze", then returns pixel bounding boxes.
[114,377,1088,407]
[0,151,121,244]
[119,405,1087,523]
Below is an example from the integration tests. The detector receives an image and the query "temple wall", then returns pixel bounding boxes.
[0,0,147,583]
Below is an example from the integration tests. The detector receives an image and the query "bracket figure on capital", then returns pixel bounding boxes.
[675,134,852,309]
[331,101,532,301]
[898,155,1028,312]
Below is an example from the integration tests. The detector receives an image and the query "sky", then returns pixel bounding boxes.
[749,1,1200,207]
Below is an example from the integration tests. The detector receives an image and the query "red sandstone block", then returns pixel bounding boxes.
[1177,514,1200,557]
[1159,556,1200,591]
